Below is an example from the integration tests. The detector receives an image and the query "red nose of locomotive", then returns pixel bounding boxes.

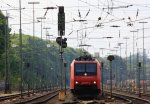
[74,75,97,85]
[70,53,101,95]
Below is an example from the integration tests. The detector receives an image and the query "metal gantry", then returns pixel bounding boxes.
[28,2,40,38]
[19,0,24,98]
[123,37,130,89]
[99,48,104,96]
[37,17,46,40]
[2,8,26,94]
[43,27,51,89]
[28,1,40,93]
[4,11,10,94]
[118,42,124,88]
[139,22,148,93]
[107,55,115,98]
[114,46,119,89]
[46,34,53,89]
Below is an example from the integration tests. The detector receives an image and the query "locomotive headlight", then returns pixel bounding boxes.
[84,73,87,76]
[93,81,96,84]
[75,81,78,84]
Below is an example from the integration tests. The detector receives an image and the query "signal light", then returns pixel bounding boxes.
[58,6,65,36]
[56,37,61,46]
[62,38,67,48]
[107,55,115,61]
[56,37,67,48]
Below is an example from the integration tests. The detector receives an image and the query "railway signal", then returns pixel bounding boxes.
[56,37,61,45]
[64,61,67,94]
[107,55,115,98]
[107,55,115,61]
[58,6,65,36]
[62,38,67,48]
[56,37,67,48]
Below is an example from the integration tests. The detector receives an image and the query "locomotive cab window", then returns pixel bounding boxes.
[74,63,97,76]
[86,64,97,75]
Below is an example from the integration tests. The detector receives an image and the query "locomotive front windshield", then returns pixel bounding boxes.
[74,63,97,76]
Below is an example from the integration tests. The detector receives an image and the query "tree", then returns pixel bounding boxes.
[0,10,6,57]
[0,10,11,83]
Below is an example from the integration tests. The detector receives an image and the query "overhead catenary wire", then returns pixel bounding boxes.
[1,0,150,57]
[113,0,150,9]
[77,0,128,24]
[0,1,34,19]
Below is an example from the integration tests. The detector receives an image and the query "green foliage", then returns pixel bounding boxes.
[0,10,6,57]
[98,55,127,84]
[0,33,81,90]
[0,10,11,82]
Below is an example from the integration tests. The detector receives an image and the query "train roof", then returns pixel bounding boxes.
[75,54,95,61]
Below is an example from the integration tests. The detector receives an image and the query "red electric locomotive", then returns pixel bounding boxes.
[70,54,101,95]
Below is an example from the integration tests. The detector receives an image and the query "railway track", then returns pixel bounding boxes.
[0,92,30,102]
[3,89,149,104]
[0,90,45,102]
[0,93,20,101]
[14,90,59,104]
[62,90,131,104]
[112,88,150,102]
[105,90,150,104]
[0,89,60,104]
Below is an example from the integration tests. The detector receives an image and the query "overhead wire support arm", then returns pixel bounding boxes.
[1,8,25,11]
[97,18,125,25]
[43,6,57,17]
[110,25,120,27]
[103,5,133,9]
[84,9,90,19]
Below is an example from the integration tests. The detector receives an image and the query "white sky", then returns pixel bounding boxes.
[1,0,150,58]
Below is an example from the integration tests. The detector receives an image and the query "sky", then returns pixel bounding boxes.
[1,0,150,58]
